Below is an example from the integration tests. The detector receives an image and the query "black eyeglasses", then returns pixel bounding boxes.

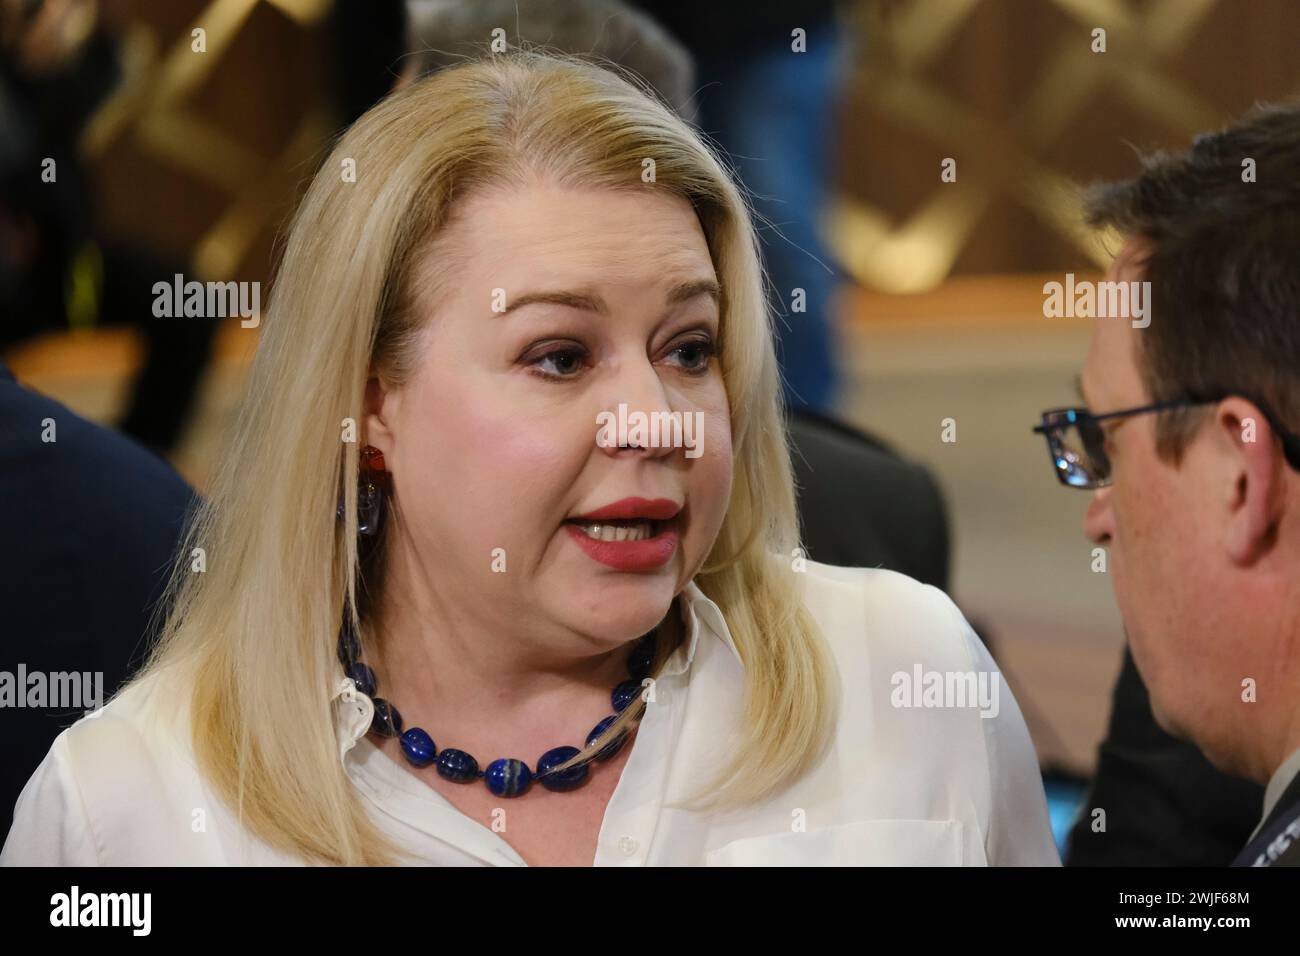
[1032,396,1300,490]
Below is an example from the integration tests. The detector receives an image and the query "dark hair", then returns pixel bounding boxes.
[1083,100,1300,462]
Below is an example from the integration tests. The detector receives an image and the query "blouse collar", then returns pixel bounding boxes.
[330,578,740,761]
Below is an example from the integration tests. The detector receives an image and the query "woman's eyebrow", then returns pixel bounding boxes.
[667,277,722,306]
[499,278,721,317]
[501,289,608,316]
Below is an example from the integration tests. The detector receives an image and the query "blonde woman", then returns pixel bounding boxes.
[1,50,1058,867]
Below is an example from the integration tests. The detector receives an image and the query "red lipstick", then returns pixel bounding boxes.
[565,497,682,570]
[570,497,681,522]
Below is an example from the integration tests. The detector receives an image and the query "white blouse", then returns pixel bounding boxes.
[1,560,1060,866]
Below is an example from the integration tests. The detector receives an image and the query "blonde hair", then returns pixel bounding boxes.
[136,48,840,865]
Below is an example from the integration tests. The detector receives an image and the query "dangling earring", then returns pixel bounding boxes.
[337,445,390,536]
[357,446,389,536]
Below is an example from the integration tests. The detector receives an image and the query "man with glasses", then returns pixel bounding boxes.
[1034,102,1300,867]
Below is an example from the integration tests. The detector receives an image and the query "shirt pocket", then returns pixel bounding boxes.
[704,818,966,866]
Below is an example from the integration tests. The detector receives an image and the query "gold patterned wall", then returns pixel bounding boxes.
[83,0,333,285]
[828,0,1300,292]
[75,0,1300,297]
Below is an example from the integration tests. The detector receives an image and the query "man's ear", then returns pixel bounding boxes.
[1217,397,1287,565]
[363,374,397,457]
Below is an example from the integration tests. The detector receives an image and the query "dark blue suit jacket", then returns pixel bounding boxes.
[0,360,197,826]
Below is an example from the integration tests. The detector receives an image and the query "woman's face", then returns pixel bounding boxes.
[365,182,734,649]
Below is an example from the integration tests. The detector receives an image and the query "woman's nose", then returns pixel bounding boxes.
[596,359,677,456]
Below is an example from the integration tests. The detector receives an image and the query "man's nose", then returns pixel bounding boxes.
[1083,486,1114,545]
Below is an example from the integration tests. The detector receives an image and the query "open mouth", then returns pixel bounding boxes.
[564,517,666,542]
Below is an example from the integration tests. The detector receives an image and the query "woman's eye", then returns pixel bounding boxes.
[530,347,587,379]
[525,336,716,381]
[667,337,717,374]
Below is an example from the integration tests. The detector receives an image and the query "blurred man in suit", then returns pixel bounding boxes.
[1036,102,1300,866]
[0,360,196,825]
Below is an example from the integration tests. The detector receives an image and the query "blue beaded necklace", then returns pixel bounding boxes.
[338,621,657,798]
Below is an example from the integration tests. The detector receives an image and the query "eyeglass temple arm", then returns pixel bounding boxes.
[1029,400,1195,434]
[1032,400,1300,470]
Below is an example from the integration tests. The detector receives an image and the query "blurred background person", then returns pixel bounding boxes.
[0,357,197,827]
[608,0,848,413]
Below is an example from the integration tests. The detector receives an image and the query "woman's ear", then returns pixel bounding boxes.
[363,374,397,456]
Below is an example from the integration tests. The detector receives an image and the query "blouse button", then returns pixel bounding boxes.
[617,836,639,856]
